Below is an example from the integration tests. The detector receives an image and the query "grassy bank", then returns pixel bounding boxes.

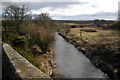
[58,27,120,80]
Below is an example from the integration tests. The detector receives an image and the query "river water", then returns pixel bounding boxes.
[54,33,108,78]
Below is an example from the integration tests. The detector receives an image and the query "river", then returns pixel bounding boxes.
[54,33,108,78]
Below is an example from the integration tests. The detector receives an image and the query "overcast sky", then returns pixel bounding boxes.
[1,0,120,20]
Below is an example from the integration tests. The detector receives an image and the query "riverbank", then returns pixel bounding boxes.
[14,44,64,79]
[2,32,64,79]
[34,47,64,79]
[58,28,120,80]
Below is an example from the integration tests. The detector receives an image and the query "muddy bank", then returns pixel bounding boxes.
[58,32,120,80]
[35,48,64,79]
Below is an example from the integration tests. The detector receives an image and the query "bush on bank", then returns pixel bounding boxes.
[21,22,54,53]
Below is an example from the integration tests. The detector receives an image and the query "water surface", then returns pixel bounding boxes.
[54,33,108,78]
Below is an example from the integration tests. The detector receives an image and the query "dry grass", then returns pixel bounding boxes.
[70,27,119,43]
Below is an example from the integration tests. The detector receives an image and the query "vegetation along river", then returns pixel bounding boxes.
[54,32,109,79]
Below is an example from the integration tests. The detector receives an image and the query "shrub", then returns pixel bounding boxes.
[109,21,120,29]
[21,22,54,53]
[33,28,54,53]
[4,33,29,50]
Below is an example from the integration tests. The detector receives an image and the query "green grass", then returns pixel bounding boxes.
[15,48,38,67]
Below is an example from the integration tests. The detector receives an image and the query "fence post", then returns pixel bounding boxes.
[80,30,82,40]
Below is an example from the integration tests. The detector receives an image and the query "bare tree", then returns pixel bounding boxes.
[3,4,30,21]
[2,4,31,32]
[35,13,55,29]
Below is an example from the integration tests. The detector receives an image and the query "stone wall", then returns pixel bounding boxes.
[2,43,53,80]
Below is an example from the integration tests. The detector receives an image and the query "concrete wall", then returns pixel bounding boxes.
[2,43,53,80]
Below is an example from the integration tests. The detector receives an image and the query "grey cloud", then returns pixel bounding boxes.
[2,2,88,10]
[91,12,117,17]
[1,2,117,20]
[52,12,117,20]
[118,1,120,20]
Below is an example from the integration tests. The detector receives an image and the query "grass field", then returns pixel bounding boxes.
[70,27,119,44]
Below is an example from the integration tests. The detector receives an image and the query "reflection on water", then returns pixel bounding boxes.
[54,33,108,78]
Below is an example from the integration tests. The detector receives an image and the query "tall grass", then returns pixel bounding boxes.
[21,22,54,53]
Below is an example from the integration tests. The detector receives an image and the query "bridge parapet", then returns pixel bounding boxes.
[2,43,53,80]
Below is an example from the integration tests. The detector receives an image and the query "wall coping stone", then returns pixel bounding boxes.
[3,43,53,80]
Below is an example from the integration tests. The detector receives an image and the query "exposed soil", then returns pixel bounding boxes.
[35,48,64,79]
